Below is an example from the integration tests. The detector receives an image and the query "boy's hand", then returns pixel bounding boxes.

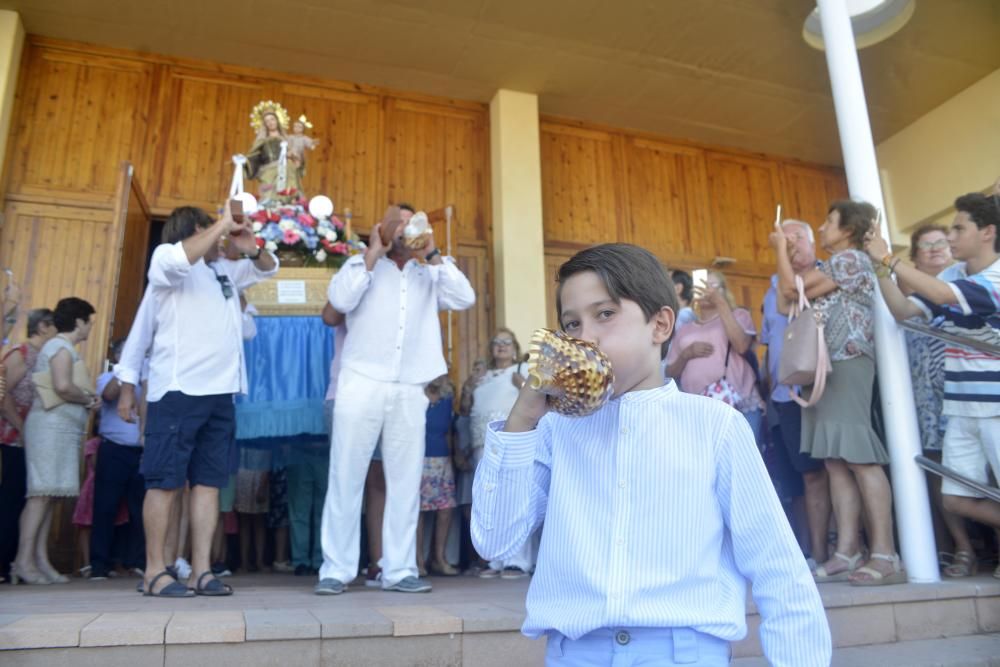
[503,384,549,433]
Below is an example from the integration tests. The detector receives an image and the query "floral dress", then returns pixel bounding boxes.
[813,248,876,361]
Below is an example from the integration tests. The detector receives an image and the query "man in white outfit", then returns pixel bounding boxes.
[316,205,475,594]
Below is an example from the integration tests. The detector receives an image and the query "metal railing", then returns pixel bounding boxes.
[903,320,1000,500]
[899,319,1000,357]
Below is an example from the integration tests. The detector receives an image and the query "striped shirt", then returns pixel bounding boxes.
[910,259,1000,418]
[471,381,831,667]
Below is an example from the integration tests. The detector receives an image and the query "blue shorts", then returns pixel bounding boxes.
[546,627,730,666]
[141,392,235,490]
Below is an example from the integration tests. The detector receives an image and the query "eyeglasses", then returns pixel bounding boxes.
[491,337,514,346]
[917,239,949,251]
[213,271,234,300]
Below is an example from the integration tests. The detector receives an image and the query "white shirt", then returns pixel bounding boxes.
[327,254,475,385]
[471,381,830,666]
[139,242,278,401]
[242,303,259,341]
[115,287,156,386]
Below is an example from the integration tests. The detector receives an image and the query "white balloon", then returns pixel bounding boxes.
[233,191,258,215]
[309,195,334,219]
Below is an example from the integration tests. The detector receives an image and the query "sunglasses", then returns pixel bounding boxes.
[213,271,234,300]
[491,337,514,346]
[917,239,949,251]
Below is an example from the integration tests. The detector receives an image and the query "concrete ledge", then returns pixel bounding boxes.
[460,631,546,667]
[310,607,393,639]
[321,635,461,667]
[244,608,320,641]
[79,611,171,647]
[166,639,320,667]
[375,605,462,637]
[165,611,245,644]
[734,632,1000,666]
[0,645,164,666]
[0,613,98,650]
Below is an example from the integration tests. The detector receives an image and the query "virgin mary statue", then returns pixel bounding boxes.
[243,100,302,200]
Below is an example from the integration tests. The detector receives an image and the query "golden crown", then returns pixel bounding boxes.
[296,114,313,129]
[249,100,291,133]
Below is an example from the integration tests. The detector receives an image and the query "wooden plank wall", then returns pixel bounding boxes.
[539,118,849,331]
[0,37,493,385]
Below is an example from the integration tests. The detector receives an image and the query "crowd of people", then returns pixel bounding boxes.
[1,182,999,663]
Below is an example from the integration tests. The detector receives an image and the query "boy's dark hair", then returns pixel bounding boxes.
[397,203,415,214]
[556,244,678,358]
[827,200,877,249]
[26,308,55,337]
[671,269,693,305]
[908,223,948,261]
[163,206,214,244]
[53,297,95,333]
[955,193,1000,252]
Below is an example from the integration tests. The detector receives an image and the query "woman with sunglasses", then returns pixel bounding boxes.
[463,328,536,579]
[904,225,976,576]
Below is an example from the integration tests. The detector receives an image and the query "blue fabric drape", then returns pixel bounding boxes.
[235,316,333,442]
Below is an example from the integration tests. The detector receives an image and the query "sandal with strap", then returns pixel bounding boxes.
[943,550,977,578]
[194,571,233,596]
[813,551,863,583]
[143,570,194,598]
[849,553,907,586]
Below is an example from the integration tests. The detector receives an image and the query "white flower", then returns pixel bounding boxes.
[324,231,336,241]
[315,249,327,262]
[265,241,278,252]
[252,222,263,233]
[279,220,295,231]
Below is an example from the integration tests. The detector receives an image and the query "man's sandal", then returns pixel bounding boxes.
[194,571,233,596]
[143,570,194,598]
[813,552,862,583]
[849,553,907,586]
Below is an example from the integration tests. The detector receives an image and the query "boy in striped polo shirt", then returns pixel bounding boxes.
[868,192,1000,574]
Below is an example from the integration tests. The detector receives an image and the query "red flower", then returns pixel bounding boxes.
[297,213,317,228]
[267,210,280,222]
[331,242,349,255]
[331,216,345,231]
[250,210,268,223]
[255,237,266,248]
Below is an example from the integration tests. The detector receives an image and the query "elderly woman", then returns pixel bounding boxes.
[462,327,536,579]
[0,309,56,583]
[12,297,98,585]
[904,224,976,576]
[665,270,764,435]
[771,200,904,586]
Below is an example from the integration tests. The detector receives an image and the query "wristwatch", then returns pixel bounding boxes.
[247,246,263,260]
[425,248,441,262]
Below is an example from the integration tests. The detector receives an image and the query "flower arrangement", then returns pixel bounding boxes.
[249,190,363,268]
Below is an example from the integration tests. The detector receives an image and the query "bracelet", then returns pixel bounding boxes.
[880,253,894,268]
[889,258,901,273]
[425,248,441,262]
[246,246,263,260]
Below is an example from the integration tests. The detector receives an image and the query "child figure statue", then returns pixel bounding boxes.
[287,115,318,187]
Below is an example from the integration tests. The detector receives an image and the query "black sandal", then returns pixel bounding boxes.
[194,571,233,596]
[143,570,194,598]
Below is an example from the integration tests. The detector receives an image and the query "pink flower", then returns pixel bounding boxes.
[331,242,348,255]
[283,230,301,245]
[331,216,345,231]
[297,213,317,228]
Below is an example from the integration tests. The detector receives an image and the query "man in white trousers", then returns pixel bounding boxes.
[316,204,475,594]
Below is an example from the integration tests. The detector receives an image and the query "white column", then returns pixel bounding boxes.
[816,0,938,582]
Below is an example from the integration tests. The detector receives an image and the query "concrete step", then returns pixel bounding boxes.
[734,633,1000,667]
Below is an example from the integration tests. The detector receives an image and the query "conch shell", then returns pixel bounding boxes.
[525,328,614,417]
[403,211,432,250]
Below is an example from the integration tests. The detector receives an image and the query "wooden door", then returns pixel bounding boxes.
[109,163,153,342]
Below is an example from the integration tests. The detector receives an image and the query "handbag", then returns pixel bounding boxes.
[777,274,831,408]
[702,344,743,408]
[32,359,93,410]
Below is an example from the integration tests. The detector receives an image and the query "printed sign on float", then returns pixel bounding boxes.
[276,280,307,304]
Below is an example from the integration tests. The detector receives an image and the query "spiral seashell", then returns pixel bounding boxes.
[525,328,614,417]
[403,211,432,250]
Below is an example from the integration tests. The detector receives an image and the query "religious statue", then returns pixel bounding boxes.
[242,100,302,201]
[287,114,318,185]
